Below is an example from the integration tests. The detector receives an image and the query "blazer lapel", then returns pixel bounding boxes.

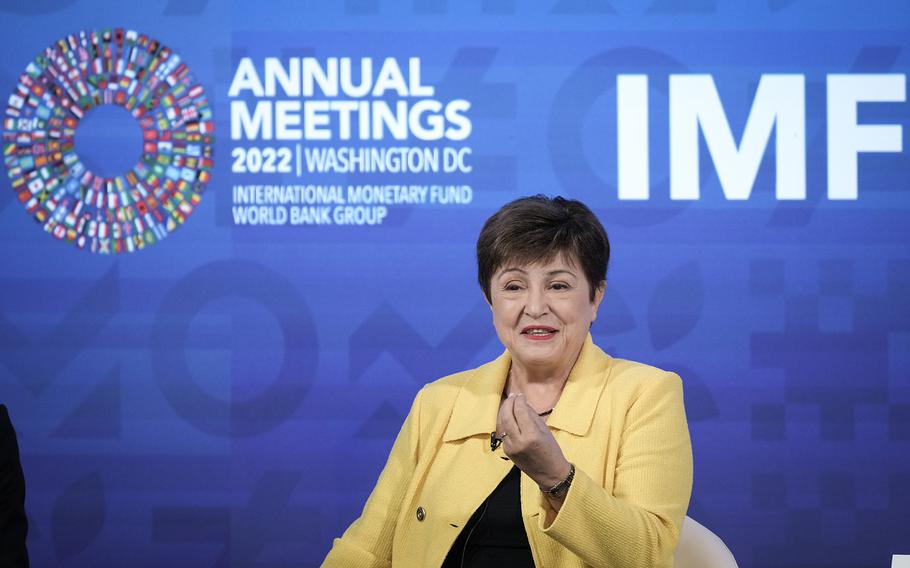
[442,351,511,442]
[442,334,613,442]
[546,335,613,437]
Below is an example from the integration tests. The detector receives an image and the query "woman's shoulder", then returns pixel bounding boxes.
[419,362,487,397]
[604,356,684,395]
[415,354,505,409]
[416,370,468,407]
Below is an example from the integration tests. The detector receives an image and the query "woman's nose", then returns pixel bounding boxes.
[524,286,548,317]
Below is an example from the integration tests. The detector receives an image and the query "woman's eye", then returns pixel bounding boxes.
[505,283,521,291]
[551,282,570,291]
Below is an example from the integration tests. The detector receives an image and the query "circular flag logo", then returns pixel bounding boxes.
[2,28,214,254]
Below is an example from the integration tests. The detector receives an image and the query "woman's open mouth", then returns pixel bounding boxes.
[521,326,558,340]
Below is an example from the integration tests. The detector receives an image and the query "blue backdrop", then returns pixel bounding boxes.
[1,1,909,566]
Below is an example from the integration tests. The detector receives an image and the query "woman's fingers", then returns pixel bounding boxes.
[497,393,518,438]
[509,395,569,487]
[511,394,541,433]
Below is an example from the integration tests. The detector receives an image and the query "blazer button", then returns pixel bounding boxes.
[416,506,426,521]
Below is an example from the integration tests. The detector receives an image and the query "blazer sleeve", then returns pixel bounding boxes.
[321,387,425,568]
[538,372,693,567]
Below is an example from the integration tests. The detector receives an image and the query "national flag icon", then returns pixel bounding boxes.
[27,177,44,194]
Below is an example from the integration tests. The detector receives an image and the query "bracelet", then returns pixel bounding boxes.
[545,463,575,498]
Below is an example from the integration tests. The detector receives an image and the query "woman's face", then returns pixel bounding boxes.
[489,253,604,375]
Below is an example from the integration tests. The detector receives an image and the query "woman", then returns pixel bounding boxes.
[322,196,692,567]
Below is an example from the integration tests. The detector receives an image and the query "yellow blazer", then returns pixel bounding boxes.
[322,335,693,568]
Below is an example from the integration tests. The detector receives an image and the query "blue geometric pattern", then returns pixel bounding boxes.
[0,2,907,567]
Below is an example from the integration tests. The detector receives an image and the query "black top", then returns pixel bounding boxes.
[441,466,536,568]
[0,404,29,567]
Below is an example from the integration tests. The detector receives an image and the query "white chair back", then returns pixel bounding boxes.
[673,515,738,568]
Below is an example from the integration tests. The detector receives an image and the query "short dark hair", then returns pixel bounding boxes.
[476,195,610,302]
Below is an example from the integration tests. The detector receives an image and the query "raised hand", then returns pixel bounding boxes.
[496,393,572,494]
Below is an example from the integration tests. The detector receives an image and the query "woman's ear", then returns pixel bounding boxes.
[591,281,606,321]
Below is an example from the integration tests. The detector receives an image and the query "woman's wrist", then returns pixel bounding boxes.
[538,461,574,494]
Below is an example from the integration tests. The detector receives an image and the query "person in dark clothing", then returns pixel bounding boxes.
[0,404,28,568]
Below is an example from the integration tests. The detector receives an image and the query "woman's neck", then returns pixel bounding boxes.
[507,340,584,388]
[504,343,585,411]
[508,363,568,388]
[505,362,572,414]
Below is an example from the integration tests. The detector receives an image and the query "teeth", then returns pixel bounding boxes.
[527,329,553,335]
